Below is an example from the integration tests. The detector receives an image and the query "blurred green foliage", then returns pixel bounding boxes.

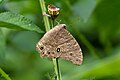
[0,0,120,80]
[0,29,5,64]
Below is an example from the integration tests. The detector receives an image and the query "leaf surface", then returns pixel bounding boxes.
[0,12,44,33]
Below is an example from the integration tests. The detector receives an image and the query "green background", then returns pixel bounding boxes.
[0,0,120,80]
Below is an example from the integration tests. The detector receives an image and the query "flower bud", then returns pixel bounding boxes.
[48,4,60,20]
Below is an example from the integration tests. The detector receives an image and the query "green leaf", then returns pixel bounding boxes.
[0,12,44,33]
[0,29,5,64]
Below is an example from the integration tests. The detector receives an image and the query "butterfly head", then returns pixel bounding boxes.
[57,24,66,29]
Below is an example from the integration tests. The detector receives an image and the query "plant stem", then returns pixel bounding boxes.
[39,0,50,32]
[0,68,12,80]
[52,20,55,28]
[39,0,61,80]
[53,58,61,80]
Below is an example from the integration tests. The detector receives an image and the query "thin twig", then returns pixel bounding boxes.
[52,20,54,28]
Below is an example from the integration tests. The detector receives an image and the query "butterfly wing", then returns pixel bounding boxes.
[36,24,83,65]
[54,24,83,65]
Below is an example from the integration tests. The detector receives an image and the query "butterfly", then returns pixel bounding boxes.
[36,24,83,65]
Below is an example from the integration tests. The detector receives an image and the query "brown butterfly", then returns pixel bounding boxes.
[36,24,83,65]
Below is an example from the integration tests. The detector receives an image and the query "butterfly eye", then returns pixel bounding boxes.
[40,46,44,50]
[57,48,60,52]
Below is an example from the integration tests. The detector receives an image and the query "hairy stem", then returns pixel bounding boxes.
[39,0,61,80]
[0,68,12,80]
